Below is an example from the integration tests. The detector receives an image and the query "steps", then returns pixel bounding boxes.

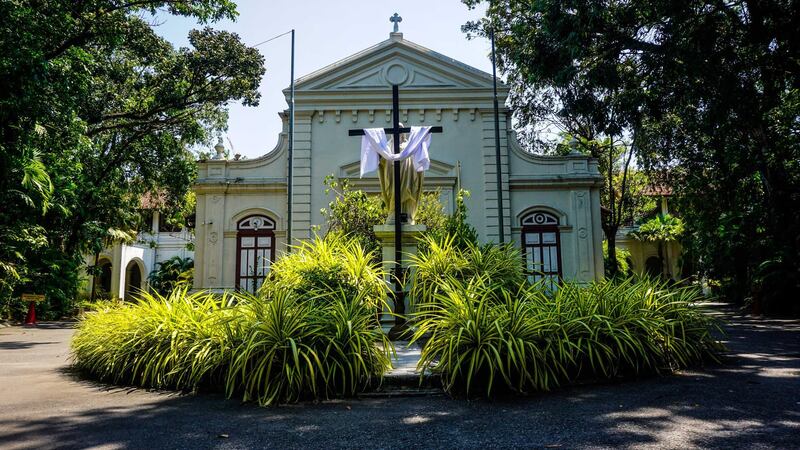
[367,341,442,397]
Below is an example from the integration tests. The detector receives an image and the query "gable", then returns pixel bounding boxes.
[293,36,498,92]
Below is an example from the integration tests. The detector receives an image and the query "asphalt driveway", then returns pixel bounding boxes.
[1,305,798,449]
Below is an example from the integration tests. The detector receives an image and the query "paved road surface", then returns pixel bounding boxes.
[1,305,798,449]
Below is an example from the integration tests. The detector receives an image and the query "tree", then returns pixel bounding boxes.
[320,175,387,255]
[148,256,194,296]
[0,1,264,317]
[558,137,655,276]
[464,0,799,312]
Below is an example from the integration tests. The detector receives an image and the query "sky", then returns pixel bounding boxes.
[150,0,491,158]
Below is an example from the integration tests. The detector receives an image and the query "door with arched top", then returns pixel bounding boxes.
[235,215,275,294]
[521,211,563,290]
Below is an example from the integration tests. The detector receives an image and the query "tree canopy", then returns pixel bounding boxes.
[1,1,265,318]
[465,0,799,313]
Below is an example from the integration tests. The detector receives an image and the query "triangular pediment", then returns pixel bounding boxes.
[293,36,497,92]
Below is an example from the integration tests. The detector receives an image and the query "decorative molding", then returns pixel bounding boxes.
[419,109,425,121]
[316,109,324,123]
[351,110,358,122]
[401,109,408,123]
[508,177,603,189]
[193,181,288,195]
[435,108,442,121]
[385,109,391,123]
[469,108,476,121]
[368,109,375,123]
[335,110,341,123]
[237,215,276,231]
[452,108,459,121]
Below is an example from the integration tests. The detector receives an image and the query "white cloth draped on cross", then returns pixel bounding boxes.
[359,126,432,177]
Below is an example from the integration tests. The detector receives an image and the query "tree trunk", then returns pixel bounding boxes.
[90,252,99,301]
[606,227,619,278]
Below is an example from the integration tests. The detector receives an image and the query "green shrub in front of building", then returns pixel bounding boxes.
[412,275,724,397]
[71,234,392,406]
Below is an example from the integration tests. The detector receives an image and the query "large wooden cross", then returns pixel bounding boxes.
[348,84,443,329]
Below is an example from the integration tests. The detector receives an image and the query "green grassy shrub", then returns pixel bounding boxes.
[226,288,391,405]
[71,288,241,390]
[71,264,392,405]
[410,235,525,309]
[413,276,724,397]
[267,233,388,307]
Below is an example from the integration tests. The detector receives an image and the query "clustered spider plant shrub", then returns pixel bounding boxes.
[410,235,525,311]
[412,275,724,398]
[71,288,242,390]
[267,233,388,308]
[226,288,391,405]
[71,235,392,406]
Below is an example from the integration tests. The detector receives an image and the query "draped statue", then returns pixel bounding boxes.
[378,131,424,224]
[359,125,431,225]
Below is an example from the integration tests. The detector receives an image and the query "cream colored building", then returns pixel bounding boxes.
[616,195,684,279]
[82,210,194,301]
[193,31,605,293]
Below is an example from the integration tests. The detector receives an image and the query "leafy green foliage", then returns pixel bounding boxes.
[267,234,389,308]
[320,175,387,255]
[631,214,684,279]
[0,1,264,317]
[603,241,631,278]
[411,235,525,309]
[226,288,391,405]
[148,256,194,296]
[71,289,240,390]
[633,214,685,244]
[416,189,479,255]
[412,276,723,397]
[464,0,800,313]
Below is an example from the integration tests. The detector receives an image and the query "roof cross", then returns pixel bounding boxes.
[390,13,402,33]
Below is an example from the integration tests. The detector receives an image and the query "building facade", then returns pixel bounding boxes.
[193,31,606,293]
[82,210,194,301]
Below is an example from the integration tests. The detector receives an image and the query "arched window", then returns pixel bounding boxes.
[521,211,562,290]
[236,215,276,294]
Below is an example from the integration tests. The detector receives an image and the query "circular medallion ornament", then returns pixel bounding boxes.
[384,63,409,85]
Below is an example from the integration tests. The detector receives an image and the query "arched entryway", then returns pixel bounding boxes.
[645,256,664,278]
[94,259,113,299]
[521,211,563,290]
[124,259,144,301]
